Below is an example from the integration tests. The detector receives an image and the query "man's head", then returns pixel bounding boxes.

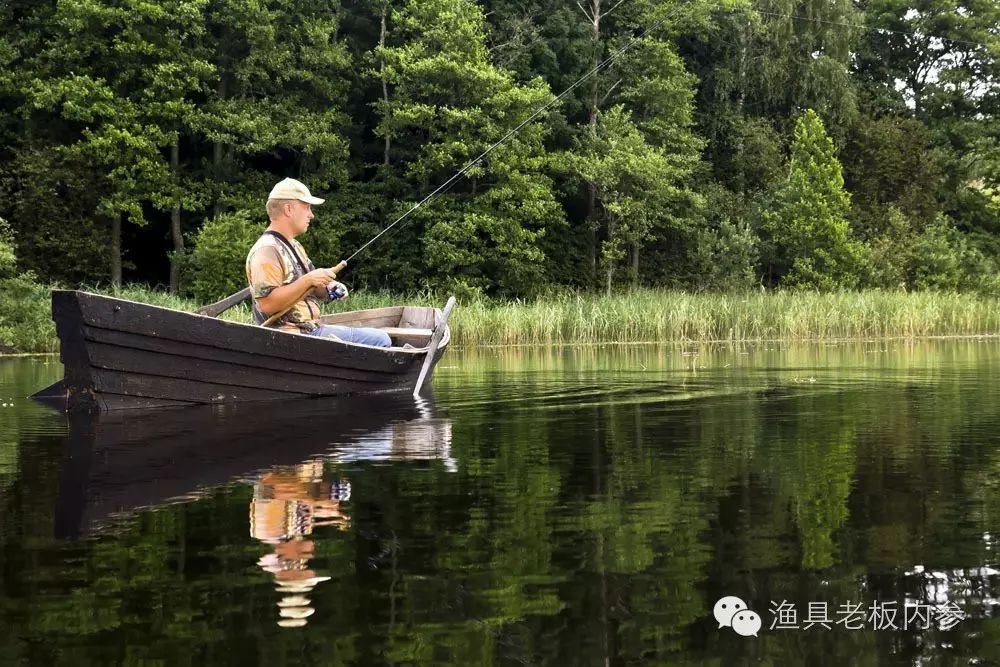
[266,178,325,237]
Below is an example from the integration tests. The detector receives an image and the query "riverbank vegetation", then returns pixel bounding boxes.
[1,0,998,352]
[1,0,998,299]
[4,280,1000,354]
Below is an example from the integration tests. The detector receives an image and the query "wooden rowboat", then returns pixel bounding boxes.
[33,290,452,411]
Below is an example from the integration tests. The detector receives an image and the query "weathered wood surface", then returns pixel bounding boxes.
[378,327,433,347]
[36,290,451,411]
[83,327,400,382]
[413,296,457,396]
[320,306,404,328]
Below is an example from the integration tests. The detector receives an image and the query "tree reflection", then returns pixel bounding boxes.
[2,343,1000,663]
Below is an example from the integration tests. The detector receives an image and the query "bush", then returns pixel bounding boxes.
[0,218,16,279]
[690,217,760,291]
[183,210,266,303]
[0,273,55,353]
[0,219,55,353]
[909,216,967,291]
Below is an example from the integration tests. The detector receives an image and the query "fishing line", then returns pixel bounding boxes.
[345,1,691,264]
[345,3,992,265]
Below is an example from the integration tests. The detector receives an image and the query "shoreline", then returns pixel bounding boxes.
[4,332,1000,359]
[5,286,1000,353]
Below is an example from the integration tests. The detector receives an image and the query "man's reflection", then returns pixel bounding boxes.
[249,459,351,628]
[248,411,454,628]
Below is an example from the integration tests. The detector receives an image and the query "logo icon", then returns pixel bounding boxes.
[714,596,762,637]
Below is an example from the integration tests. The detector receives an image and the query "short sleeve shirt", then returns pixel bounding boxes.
[245,232,322,333]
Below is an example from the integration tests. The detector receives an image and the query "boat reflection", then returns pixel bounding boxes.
[56,392,455,628]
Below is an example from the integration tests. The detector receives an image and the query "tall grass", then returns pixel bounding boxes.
[448,290,1000,346]
[3,286,1000,353]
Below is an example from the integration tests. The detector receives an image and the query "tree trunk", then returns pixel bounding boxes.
[212,76,227,217]
[735,18,748,194]
[630,242,639,287]
[605,216,615,297]
[380,5,392,167]
[586,0,602,287]
[212,141,223,218]
[169,138,184,294]
[111,213,122,286]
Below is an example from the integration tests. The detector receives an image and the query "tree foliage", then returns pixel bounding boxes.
[760,109,860,289]
[0,0,996,297]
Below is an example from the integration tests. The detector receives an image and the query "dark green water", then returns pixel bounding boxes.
[2,341,1000,665]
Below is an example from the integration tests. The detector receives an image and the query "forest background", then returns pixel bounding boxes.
[0,0,998,334]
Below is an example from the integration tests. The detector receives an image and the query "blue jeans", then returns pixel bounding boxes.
[307,324,392,348]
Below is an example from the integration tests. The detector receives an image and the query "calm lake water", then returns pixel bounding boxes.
[2,341,1000,665]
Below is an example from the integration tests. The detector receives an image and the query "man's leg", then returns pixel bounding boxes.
[309,324,392,348]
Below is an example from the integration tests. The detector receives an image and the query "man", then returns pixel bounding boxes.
[245,178,392,347]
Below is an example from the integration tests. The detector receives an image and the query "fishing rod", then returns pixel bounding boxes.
[201,2,690,322]
[344,2,988,273]
[344,0,692,265]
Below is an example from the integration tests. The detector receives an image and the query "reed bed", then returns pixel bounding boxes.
[446,290,1000,347]
[5,287,1000,354]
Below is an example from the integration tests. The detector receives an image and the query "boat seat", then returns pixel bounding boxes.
[379,327,433,348]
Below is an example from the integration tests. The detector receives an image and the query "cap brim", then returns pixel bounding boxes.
[299,195,325,205]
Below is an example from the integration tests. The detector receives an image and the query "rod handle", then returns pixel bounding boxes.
[329,260,347,278]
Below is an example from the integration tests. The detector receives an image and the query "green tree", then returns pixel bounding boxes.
[20,0,213,286]
[760,109,860,289]
[375,0,564,297]
[195,0,353,213]
[0,2,112,284]
[572,106,699,295]
[853,0,1000,244]
[685,0,860,193]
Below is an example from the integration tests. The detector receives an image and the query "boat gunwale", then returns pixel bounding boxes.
[59,290,450,358]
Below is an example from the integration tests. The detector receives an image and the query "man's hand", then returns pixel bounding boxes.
[258,269,338,317]
[327,280,349,300]
[303,268,336,288]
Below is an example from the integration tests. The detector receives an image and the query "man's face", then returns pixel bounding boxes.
[287,200,314,236]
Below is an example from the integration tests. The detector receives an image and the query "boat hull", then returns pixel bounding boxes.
[34,290,450,411]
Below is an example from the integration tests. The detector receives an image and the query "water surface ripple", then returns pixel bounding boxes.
[1,341,999,665]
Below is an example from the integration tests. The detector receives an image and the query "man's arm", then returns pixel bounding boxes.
[248,245,336,318]
[257,270,336,316]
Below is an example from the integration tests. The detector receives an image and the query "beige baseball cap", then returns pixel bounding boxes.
[267,178,325,205]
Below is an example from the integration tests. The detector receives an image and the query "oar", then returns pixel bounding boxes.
[195,287,252,317]
[413,296,456,397]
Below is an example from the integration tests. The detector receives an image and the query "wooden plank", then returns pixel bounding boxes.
[413,297,456,396]
[91,369,315,404]
[380,327,433,348]
[380,327,432,337]
[53,292,96,389]
[63,291,414,375]
[320,306,403,327]
[318,313,400,328]
[83,327,406,382]
[86,342,393,394]
[401,307,436,329]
